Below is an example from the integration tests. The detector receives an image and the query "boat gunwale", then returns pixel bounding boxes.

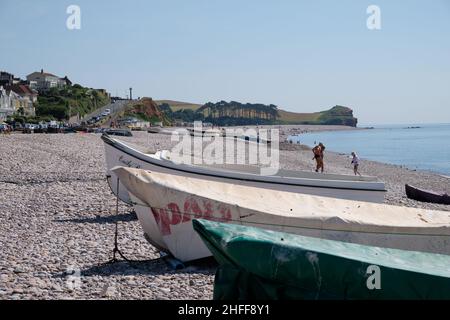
[101,134,387,193]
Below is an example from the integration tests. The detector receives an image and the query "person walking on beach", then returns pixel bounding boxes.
[312,142,325,173]
[351,151,361,176]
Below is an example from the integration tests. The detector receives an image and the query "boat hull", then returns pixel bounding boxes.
[406,184,450,205]
[129,194,168,252]
[112,167,450,262]
[193,219,450,300]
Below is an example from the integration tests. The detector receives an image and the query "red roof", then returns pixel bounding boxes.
[7,84,37,96]
[28,71,58,78]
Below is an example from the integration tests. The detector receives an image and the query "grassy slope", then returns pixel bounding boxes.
[155,100,201,112]
[277,110,321,123]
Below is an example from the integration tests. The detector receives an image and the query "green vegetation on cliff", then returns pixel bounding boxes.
[156,100,358,127]
[155,100,201,112]
[35,85,110,120]
[279,105,358,126]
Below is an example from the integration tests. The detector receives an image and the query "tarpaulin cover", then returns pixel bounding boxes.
[193,219,450,300]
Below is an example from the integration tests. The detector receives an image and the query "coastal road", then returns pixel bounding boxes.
[80,100,134,123]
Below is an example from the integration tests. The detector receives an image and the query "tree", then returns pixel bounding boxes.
[36,105,68,120]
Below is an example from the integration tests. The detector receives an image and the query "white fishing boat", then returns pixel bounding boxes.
[112,167,450,262]
[101,134,386,204]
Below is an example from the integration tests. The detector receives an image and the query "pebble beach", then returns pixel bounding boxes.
[1,126,449,300]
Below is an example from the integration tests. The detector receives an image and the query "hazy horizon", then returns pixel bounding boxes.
[1,0,449,125]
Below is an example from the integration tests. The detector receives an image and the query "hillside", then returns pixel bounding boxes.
[277,110,320,123]
[279,105,358,126]
[155,100,201,112]
[36,85,110,120]
[123,98,171,125]
[156,100,358,127]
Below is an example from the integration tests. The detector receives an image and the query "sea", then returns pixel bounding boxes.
[288,123,450,176]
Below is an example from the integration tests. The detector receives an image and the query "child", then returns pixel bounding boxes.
[351,152,361,176]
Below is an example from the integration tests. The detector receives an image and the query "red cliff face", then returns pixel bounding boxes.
[128,98,164,119]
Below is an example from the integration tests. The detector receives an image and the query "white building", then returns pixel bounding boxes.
[8,84,37,116]
[26,69,70,91]
[0,86,35,121]
[0,86,15,121]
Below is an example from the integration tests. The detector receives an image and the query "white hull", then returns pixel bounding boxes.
[101,134,386,205]
[113,167,450,262]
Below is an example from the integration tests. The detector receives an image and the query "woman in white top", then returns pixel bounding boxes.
[351,151,361,176]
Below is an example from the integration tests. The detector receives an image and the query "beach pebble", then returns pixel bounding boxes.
[0,129,447,300]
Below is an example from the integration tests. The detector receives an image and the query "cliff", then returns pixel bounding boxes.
[317,105,358,127]
[278,105,358,127]
[156,100,358,127]
[125,98,170,124]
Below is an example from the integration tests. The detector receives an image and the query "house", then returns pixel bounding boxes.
[0,85,36,120]
[61,76,72,86]
[0,86,15,121]
[0,71,14,87]
[6,84,37,116]
[8,90,29,114]
[26,69,69,91]
[12,77,22,85]
[7,84,38,103]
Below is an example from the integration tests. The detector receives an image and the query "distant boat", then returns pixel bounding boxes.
[105,129,132,137]
[111,167,450,262]
[193,219,450,300]
[238,134,271,144]
[101,134,386,204]
[187,127,221,137]
[405,184,450,205]
[147,127,177,135]
[147,127,161,134]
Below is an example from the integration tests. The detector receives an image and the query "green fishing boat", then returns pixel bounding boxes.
[192,219,450,300]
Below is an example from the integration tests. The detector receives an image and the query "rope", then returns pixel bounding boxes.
[104,177,180,269]
[106,176,132,264]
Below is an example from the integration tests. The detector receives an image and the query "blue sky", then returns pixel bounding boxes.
[1,0,449,124]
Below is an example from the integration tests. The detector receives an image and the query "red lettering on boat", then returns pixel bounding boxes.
[218,204,232,222]
[167,203,182,225]
[185,198,203,219]
[152,207,171,236]
[182,200,192,222]
[202,200,214,220]
[151,200,233,236]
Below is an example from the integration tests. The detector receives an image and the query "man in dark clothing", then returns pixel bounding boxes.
[312,142,325,173]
